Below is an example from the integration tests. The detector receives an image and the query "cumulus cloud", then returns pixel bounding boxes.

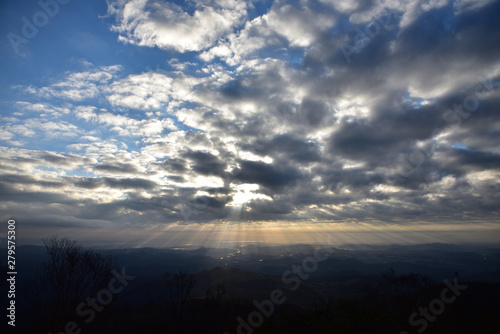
[105,72,173,110]
[107,0,249,52]
[84,111,176,137]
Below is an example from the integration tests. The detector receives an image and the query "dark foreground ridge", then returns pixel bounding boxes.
[2,241,500,333]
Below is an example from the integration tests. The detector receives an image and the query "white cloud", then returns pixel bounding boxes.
[107,0,249,52]
[265,3,336,47]
[97,112,176,137]
[319,0,361,12]
[0,128,14,140]
[200,15,282,65]
[1,118,80,140]
[105,72,173,110]
[22,65,121,102]
[453,0,498,14]
[201,0,337,65]
[14,101,71,117]
[74,105,176,137]
[74,105,99,122]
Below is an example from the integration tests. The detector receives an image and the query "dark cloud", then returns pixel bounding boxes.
[164,158,187,172]
[232,160,303,192]
[73,177,157,190]
[73,178,103,189]
[241,133,321,163]
[182,150,227,176]
[0,183,70,204]
[0,174,65,188]
[38,152,85,166]
[103,177,157,190]
[299,98,330,127]
[443,147,500,171]
[327,101,443,164]
[396,3,458,56]
[246,198,296,216]
[94,162,140,174]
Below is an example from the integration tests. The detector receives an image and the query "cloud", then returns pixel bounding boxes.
[2,0,500,235]
[107,0,249,52]
[265,1,337,47]
[182,149,227,177]
[94,162,141,174]
[74,177,157,190]
[94,112,176,137]
[232,159,303,193]
[105,72,173,110]
[22,65,121,101]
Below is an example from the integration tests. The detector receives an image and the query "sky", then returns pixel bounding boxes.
[0,0,499,248]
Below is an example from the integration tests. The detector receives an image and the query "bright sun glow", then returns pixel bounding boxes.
[230,183,272,206]
[58,221,500,249]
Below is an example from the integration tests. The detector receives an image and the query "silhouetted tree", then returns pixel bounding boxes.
[34,235,119,332]
[197,283,226,333]
[164,271,197,334]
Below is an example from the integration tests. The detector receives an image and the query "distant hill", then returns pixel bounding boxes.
[5,242,500,282]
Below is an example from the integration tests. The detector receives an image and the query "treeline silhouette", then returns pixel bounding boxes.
[4,236,500,334]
